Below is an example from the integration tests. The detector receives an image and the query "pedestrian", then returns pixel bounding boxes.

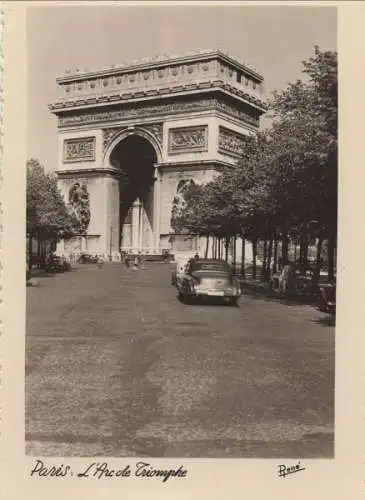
[194,253,200,260]
[281,262,295,296]
[97,255,103,270]
[132,253,141,271]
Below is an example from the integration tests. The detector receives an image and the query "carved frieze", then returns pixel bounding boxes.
[59,100,211,127]
[215,101,259,127]
[63,137,96,163]
[168,125,208,154]
[58,98,259,129]
[218,126,249,158]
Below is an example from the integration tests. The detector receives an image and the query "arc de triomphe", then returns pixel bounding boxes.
[49,50,266,258]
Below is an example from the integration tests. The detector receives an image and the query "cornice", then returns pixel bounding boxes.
[57,49,263,84]
[56,167,120,177]
[55,161,235,180]
[49,82,267,115]
[157,159,235,172]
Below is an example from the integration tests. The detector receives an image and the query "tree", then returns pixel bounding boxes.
[170,47,337,282]
[269,46,337,277]
[27,159,80,268]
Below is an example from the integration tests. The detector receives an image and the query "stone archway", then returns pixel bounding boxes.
[109,134,158,252]
[51,51,266,258]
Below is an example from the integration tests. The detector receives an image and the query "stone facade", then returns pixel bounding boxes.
[49,49,266,258]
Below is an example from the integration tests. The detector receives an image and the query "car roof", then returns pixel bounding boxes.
[194,259,228,264]
[191,260,231,271]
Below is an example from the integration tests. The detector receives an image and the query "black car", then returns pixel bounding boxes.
[176,259,241,306]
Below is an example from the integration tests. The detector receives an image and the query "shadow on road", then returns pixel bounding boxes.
[312,315,336,327]
[177,294,239,307]
[28,268,78,280]
[242,281,336,327]
[241,281,316,307]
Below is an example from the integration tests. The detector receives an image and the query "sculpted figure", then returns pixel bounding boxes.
[68,182,91,234]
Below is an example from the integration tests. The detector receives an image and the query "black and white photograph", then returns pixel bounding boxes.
[23,4,338,461]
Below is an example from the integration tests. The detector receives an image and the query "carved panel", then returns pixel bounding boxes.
[63,137,96,163]
[168,125,208,154]
[218,126,249,158]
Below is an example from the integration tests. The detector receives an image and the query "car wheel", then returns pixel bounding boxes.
[229,297,239,307]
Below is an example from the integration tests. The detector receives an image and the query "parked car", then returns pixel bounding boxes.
[176,258,241,306]
[77,253,98,264]
[270,266,316,296]
[317,282,336,315]
[45,254,71,273]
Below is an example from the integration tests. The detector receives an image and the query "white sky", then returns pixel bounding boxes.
[27,5,337,171]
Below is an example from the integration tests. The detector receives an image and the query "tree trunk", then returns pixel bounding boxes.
[252,238,257,280]
[299,233,303,268]
[28,234,33,279]
[261,239,267,281]
[294,240,297,263]
[303,230,309,272]
[263,239,267,272]
[299,229,309,272]
[37,233,41,269]
[327,233,336,281]
[273,237,278,274]
[205,235,209,259]
[313,236,323,286]
[267,237,273,277]
[282,234,289,266]
[241,236,245,277]
[225,238,229,262]
[41,239,47,269]
[232,236,236,273]
[217,237,221,259]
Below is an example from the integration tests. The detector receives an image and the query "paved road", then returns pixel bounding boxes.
[26,263,334,457]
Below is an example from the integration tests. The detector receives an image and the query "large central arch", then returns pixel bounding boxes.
[107,132,159,251]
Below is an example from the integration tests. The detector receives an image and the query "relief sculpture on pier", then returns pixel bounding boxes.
[218,126,249,158]
[168,125,208,154]
[63,137,96,163]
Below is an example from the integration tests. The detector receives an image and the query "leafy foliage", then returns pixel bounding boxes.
[27,158,80,241]
[171,47,337,276]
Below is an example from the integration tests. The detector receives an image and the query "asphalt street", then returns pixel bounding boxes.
[26,262,335,457]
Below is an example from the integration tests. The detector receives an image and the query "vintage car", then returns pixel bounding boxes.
[45,254,71,273]
[176,258,241,305]
[317,281,336,315]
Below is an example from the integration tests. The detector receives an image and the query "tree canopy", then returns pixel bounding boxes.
[27,158,80,241]
[171,47,337,277]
